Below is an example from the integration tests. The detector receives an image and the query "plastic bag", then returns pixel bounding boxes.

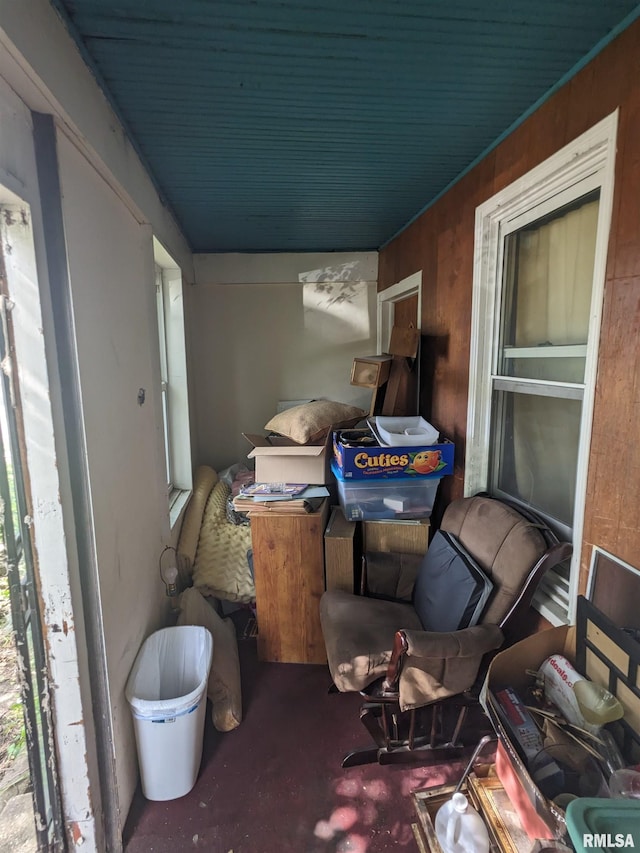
[126,625,213,721]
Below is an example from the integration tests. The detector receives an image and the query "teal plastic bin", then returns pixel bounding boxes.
[566,798,640,852]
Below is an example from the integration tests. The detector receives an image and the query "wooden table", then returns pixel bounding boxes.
[249,499,329,664]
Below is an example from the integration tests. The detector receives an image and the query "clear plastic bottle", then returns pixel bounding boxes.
[609,768,640,799]
[434,792,490,853]
[593,728,626,777]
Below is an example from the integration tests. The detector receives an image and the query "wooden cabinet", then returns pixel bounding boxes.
[250,499,329,664]
[324,506,358,593]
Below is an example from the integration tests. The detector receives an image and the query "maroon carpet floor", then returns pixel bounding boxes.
[123,632,471,853]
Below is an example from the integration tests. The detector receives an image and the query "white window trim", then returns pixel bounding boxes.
[153,238,192,528]
[377,270,422,353]
[465,111,618,625]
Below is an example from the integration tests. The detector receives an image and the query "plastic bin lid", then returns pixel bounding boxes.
[566,798,640,851]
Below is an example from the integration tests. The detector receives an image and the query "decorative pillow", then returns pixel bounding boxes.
[264,400,366,445]
[177,587,242,732]
[412,530,494,632]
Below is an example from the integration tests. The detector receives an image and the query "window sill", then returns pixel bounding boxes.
[169,487,191,532]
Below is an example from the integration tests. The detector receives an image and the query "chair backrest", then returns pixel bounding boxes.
[440,495,570,631]
[176,465,219,584]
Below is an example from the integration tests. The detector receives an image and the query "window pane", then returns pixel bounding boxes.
[155,273,169,383]
[161,386,171,488]
[505,355,586,383]
[498,194,599,383]
[490,389,582,526]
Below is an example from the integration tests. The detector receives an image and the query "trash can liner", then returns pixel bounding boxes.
[126,625,213,720]
[126,625,213,801]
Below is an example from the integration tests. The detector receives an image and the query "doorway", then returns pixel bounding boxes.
[0,248,63,847]
[377,270,421,353]
[377,271,422,415]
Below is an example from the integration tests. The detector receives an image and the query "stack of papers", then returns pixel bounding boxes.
[238,482,309,500]
[233,483,330,513]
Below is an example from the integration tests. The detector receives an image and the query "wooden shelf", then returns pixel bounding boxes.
[250,499,329,664]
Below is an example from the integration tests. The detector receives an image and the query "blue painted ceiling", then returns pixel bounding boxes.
[52,1,640,254]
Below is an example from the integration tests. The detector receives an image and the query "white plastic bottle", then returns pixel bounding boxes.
[434,792,490,853]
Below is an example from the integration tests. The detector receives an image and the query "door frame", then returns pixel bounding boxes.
[376,270,422,353]
[0,77,103,850]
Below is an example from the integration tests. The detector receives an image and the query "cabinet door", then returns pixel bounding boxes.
[251,501,329,663]
[324,507,358,593]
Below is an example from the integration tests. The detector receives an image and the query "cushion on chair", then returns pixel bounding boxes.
[441,496,547,625]
[412,530,494,632]
[177,587,242,732]
[319,590,423,692]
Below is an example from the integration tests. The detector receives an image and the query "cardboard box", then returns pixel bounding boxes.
[480,624,577,840]
[243,430,332,485]
[333,431,454,480]
[482,596,640,841]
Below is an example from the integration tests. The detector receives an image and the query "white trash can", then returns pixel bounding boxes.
[126,625,213,801]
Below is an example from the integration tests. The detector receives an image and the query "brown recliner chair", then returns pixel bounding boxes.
[319,494,572,767]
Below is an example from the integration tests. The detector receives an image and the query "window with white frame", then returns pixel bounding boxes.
[466,112,617,626]
[153,239,192,522]
[155,264,171,484]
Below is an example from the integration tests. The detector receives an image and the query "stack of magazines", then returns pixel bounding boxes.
[232,482,329,513]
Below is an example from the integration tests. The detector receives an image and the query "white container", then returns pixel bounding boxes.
[126,625,213,801]
[538,654,590,729]
[372,416,439,447]
[434,792,490,853]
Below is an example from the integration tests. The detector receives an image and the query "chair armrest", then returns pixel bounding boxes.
[382,624,503,692]
[403,623,504,659]
[176,466,218,586]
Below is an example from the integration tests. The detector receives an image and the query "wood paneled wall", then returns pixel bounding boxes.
[378,20,640,592]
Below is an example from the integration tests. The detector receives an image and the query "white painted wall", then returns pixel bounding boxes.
[56,131,171,816]
[191,253,379,470]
